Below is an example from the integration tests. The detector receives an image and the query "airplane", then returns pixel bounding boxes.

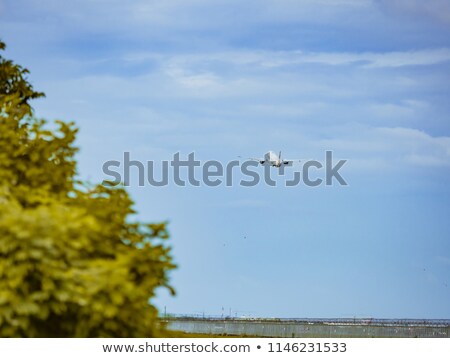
[240,151,294,168]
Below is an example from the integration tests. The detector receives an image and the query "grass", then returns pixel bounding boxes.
[168,330,259,338]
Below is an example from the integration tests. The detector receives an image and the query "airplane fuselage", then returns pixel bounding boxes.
[245,150,292,168]
[263,151,282,167]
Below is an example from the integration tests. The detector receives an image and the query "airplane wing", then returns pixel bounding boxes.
[249,157,266,164]
[282,160,301,165]
[238,156,265,164]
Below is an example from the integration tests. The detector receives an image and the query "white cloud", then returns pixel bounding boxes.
[32,43,450,173]
[361,48,450,68]
[83,47,448,109]
[308,126,450,170]
[129,48,450,76]
[275,48,450,68]
[368,100,428,120]
[373,127,450,167]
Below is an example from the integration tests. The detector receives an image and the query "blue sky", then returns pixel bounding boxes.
[1,0,450,318]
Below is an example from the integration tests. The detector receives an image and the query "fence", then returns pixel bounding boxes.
[165,317,450,338]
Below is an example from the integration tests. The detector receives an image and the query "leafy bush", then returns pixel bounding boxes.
[0,40,175,337]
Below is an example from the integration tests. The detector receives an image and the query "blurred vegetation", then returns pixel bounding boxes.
[0,40,176,337]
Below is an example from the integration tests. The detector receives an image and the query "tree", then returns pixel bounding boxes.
[0,40,176,337]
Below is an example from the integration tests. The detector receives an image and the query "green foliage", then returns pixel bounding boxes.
[0,40,176,337]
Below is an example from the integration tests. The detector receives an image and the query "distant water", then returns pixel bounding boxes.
[170,315,450,327]
[278,318,450,327]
